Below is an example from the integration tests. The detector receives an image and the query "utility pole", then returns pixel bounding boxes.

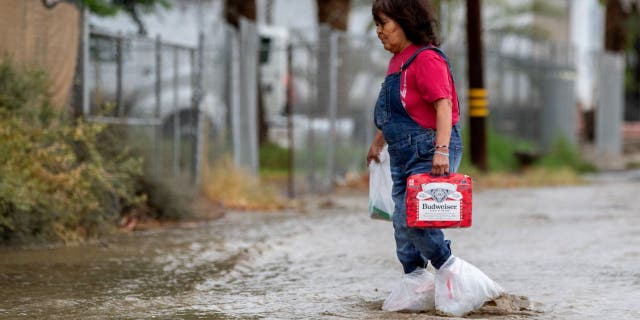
[466,0,488,171]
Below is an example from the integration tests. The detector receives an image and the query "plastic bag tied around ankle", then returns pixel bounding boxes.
[382,268,435,312]
[435,256,504,316]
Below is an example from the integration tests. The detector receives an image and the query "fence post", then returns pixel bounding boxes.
[116,34,124,117]
[223,25,234,149]
[286,43,295,198]
[190,33,205,185]
[173,46,180,178]
[595,52,625,168]
[81,5,90,117]
[313,24,332,192]
[231,27,242,171]
[233,19,259,176]
[541,68,577,151]
[195,32,205,186]
[326,30,339,192]
[155,36,162,118]
[154,35,163,176]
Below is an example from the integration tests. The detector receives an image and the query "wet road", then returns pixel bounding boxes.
[1,172,639,319]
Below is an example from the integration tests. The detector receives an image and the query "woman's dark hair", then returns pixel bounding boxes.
[372,0,440,46]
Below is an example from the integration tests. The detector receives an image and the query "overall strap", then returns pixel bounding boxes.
[426,46,453,74]
[400,45,453,75]
[400,45,461,117]
[400,46,433,72]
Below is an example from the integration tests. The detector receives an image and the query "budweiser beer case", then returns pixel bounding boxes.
[406,173,472,228]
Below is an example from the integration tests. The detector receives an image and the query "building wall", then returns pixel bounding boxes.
[0,0,80,108]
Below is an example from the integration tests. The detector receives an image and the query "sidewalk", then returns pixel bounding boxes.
[308,171,640,319]
[208,170,639,319]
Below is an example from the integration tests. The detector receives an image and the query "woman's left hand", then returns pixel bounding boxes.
[431,149,449,176]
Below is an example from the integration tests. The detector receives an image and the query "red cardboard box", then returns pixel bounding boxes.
[406,173,472,228]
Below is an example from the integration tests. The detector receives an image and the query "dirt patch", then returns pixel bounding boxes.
[469,294,544,318]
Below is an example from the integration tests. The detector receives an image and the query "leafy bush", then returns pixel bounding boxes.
[459,128,532,173]
[0,59,51,113]
[535,138,596,173]
[0,60,144,244]
[260,142,289,171]
[136,173,192,220]
[459,127,595,174]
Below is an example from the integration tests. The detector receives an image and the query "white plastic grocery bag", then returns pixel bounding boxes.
[368,145,394,220]
[382,268,435,312]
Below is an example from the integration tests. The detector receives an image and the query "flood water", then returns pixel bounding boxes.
[1,173,639,319]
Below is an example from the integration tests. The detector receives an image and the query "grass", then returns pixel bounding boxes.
[466,167,585,189]
[259,142,290,172]
[457,129,595,189]
[201,155,287,211]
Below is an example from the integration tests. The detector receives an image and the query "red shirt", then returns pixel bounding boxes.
[386,44,459,129]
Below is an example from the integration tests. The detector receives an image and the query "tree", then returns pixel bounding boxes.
[224,0,256,28]
[76,0,171,35]
[602,0,640,121]
[604,0,630,51]
[602,0,640,51]
[316,0,351,31]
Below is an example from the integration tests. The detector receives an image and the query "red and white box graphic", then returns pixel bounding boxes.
[406,173,473,228]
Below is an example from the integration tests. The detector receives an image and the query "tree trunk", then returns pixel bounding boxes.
[316,0,351,31]
[604,0,629,52]
[224,0,257,27]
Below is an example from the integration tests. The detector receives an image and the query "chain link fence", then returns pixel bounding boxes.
[77,19,625,196]
[78,23,235,191]
[284,26,388,194]
[479,33,578,150]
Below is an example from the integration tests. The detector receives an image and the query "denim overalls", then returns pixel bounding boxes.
[374,46,463,274]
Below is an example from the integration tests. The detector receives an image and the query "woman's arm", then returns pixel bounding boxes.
[432,98,452,175]
[367,130,386,164]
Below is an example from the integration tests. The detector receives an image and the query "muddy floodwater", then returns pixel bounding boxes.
[1,172,639,319]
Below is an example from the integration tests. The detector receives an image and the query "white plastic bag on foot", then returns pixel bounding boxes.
[435,256,504,316]
[382,268,435,312]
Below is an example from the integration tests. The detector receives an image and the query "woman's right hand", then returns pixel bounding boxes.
[367,130,386,164]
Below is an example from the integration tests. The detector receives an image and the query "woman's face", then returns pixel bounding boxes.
[375,12,410,54]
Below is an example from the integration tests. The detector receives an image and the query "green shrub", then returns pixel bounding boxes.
[0,60,145,244]
[260,142,289,171]
[459,128,531,173]
[459,127,594,173]
[137,173,192,220]
[535,138,596,173]
[0,58,50,113]
[0,112,146,243]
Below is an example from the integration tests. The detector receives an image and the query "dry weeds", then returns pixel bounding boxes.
[201,156,287,211]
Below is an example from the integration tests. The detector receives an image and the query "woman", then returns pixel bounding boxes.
[366,0,503,316]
